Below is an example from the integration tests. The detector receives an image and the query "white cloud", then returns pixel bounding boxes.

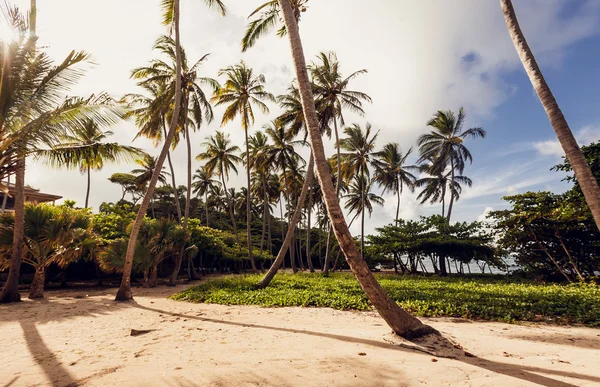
[477,207,494,222]
[533,125,600,157]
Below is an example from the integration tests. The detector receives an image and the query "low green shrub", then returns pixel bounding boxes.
[173,273,600,326]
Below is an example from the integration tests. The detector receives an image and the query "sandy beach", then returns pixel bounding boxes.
[1,282,599,387]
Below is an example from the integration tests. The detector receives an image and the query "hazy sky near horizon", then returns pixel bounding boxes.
[6,0,600,235]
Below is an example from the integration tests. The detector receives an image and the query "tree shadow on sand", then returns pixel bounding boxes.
[0,295,128,387]
[132,302,600,387]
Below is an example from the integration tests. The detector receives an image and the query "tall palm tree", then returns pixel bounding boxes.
[122,81,182,220]
[117,0,226,301]
[417,108,485,221]
[196,131,242,240]
[311,52,371,196]
[125,34,217,285]
[247,131,272,252]
[37,119,143,208]
[192,167,219,227]
[0,5,121,303]
[277,0,434,338]
[343,174,384,255]
[373,143,417,223]
[501,0,600,231]
[212,61,274,273]
[337,122,378,258]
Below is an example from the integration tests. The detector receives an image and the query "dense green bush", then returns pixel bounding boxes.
[173,273,600,326]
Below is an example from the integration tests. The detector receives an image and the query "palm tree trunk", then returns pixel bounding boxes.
[395,181,402,223]
[1,175,8,210]
[28,266,45,299]
[168,105,192,286]
[306,179,314,272]
[260,179,268,252]
[323,225,333,275]
[115,0,183,301]
[0,160,25,303]
[258,155,314,288]
[360,170,365,257]
[205,190,209,227]
[163,120,182,222]
[447,159,455,222]
[244,122,257,272]
[85,166,91,208]
[222,173,240,245]
[277,0,435,339]
[501,0,600,231]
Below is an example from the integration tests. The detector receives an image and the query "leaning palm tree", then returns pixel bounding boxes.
[373,143,417,223]
[36,119,143,208]
[117,0,226,301]
[343,174,384,255]
[501,0,600,231]
[196,131,242,241]
[212,61,275,272]
[0,5,121,303]
[192,167,219,227]
[417,108,485,221]
[275,0,435,339]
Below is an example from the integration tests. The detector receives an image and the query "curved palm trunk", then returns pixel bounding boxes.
[258,155,314,288]
[278,0,434,338]
[501,0,600,231]
[84,166,91,208]
[169,107,192,286]
[0,160,25,303]
[163,121,182,222]
[244,126,257,272]
[115,0,183,301]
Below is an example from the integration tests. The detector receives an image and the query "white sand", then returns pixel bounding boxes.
[1,282,599,387]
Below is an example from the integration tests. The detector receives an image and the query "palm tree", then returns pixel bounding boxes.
[276,0,434,338]
[417,108,485,221]
[0,203,96,299]
[336,122,378,258]
[263,120,305,272]
[246,131,272,253]
[0,5,121,303]
[343,175,384,257]
[373,143,417,223]
[37,119,143,208]
[311,52,371,196]
[192,167,219,227]
[122,81,183,220]
[501,0,600,231]
[212,61,275,272]
[116,0,220,301]
[131,154,169,188]
[196,131,242,241]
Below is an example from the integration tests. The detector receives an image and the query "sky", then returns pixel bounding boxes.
[5,0,600,236]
